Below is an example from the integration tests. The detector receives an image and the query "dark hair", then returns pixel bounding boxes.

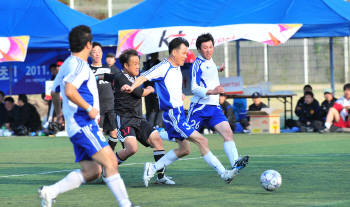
[196,33,215,50]
[119,49,139,67]
[69,25,92,52]
[92,42,102,49]
[303,84,312,90]
[0,91,4,97]
[4,97,14,103]
[168,37,189,55]
[343,83,350,91]
[18,94,28,103]
[304,91,314,98]
[49,64,57,69]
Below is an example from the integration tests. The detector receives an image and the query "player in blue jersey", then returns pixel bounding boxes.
[187,33,249,172]
[38,25,134,207]
[122,37,239,187]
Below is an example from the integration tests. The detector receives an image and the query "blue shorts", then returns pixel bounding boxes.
[187,103,227,131]
[163,107,195,140]
[70,123,109,162]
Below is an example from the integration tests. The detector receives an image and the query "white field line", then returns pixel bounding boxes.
[1,153,349,178]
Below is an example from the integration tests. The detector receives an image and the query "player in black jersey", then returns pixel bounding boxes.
[90,42,119,147]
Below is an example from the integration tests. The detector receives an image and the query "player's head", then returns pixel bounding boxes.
[17,94,28,107]
[119,49,140,76]
[343,83,350,99]
[304,91,314,104]
[69,25,93,53]
[90,42,103,63]
[196,33,214,60]
[0,90,5,102]
[303,84,312,93]
[105,53,116,67]
[4,97,15,111]
[168,37,189,67]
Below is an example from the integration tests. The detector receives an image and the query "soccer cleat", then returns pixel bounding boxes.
[155,175,175,185]
[38,186,56,207]
[143,162,156,187]
[221,168,239,184]
[233,155,249,171]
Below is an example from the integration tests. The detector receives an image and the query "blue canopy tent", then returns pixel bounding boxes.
[0,0,99,95]
[92,0,350,92]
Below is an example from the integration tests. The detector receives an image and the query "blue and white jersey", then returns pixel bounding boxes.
[142,58,183,111]
[190,54,220,105]
[52,55,100,137]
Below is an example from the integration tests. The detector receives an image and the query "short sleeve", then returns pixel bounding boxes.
[141,61,168,81]
[64,62,89,89]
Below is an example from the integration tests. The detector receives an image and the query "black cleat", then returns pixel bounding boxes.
[233,155,249,171]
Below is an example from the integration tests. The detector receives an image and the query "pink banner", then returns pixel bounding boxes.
[0,36,30,63]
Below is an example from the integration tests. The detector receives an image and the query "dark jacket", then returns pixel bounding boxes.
[220,101,236,131]
[5,105,21,129]
[295,96,319,115]
[248,102,268,111]
[320,97,337,120]
[295,99,321,123]
[18,103,42,131]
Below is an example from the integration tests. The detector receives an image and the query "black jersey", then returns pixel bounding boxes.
[90,64,116,110]
[248,102,268,111]
[114,69,144,119]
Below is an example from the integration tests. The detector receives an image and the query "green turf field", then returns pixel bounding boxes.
[1,133,350,207]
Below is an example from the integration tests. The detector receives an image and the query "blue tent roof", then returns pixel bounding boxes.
[0,0,99,48]
[92,0,350,46]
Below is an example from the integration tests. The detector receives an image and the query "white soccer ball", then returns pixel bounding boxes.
[260,170,282,191]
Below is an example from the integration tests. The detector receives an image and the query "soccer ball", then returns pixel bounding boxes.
[260,170,282,191]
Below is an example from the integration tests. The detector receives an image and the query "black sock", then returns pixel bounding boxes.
[116,152,125,165]
[154,150,166,179]
[108,136,118,151]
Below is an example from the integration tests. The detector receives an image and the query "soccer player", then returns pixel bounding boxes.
[90,42,119,149]
[101,49,175,185]
[187,33,249,171]
[38,25,133,207]
[122,37,240,187]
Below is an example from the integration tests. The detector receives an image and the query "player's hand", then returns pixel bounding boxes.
[145,86,154,93]
[88,107,99,120]
[344,106,350,110]
[218,64,225,72]
[121,84,133,93]
[214,85,225,94]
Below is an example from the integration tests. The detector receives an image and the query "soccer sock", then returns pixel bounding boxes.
[48,169,85,198]
[103,173,131,207]
[154,149,178,171]
[108,136,118,151]
[325,122,331,129]
[153,150,166,179]
[224,141,239,168]
[116,152,125,165]
[203,151,226,176]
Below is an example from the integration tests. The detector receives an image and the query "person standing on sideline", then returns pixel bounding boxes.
[38,25,133,207]
[187,33,249,170]
[122,37,244,187]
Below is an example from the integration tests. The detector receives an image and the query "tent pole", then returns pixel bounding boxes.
[236,40,240,76]
[345,36,349,83]
[330,37,335,93]
[264,44,269,82]
[108,0,112,18]
[9,64,12,95]
[303,38,309,84]
[224,42,229,77]
[69,0,74,9]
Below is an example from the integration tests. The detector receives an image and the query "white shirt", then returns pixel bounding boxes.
[52,55,99,136]
[190,54,220,105]
[334,96,350,121]
[142,58,183,111]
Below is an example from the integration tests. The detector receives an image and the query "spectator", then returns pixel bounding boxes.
[4,97,20,131]
[295,91,322,132]
[322,83,350,132]
[17,94,42,133]
[56,59,64,71]
[49,63,58,80]
[248,92,268,111]
[219,94,236,131]
[320,88,337,121]
[233,98,249,133]
[105,52,119,73]
[295,84,319,113]
[143,52,163,127]
[0,91,6,127]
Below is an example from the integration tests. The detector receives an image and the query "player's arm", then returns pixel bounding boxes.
[142,86,154,97]
[51,73,63,122]
[121,75,148,93]
[191,63,224,97]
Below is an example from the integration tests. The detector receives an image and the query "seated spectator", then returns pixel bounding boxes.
[248,92,268,111]
[295,84,319,113]
[4,97,20,132]
[233,98,249,132]
[322,83,350,132]
[295,91,322,132]
[17,94,42,133]
[219,94,236,131]
[0,91,6,127]
[320,88,337,121]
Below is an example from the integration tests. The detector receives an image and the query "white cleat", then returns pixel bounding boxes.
[155,175,175,185]
[38,186,56,207]
[143,162,156,187]
[221,168,239,184]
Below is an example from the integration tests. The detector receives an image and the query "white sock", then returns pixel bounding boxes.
[154,149,178,171]
[224,141,239,168]
[48,169,85,198]
[103,173,131,207]
[325,122,331,129]
[202,151,226,176]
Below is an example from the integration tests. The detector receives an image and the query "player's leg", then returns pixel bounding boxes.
[106,110,118,151]
[325,107,340,129]
[115,136,138,164]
